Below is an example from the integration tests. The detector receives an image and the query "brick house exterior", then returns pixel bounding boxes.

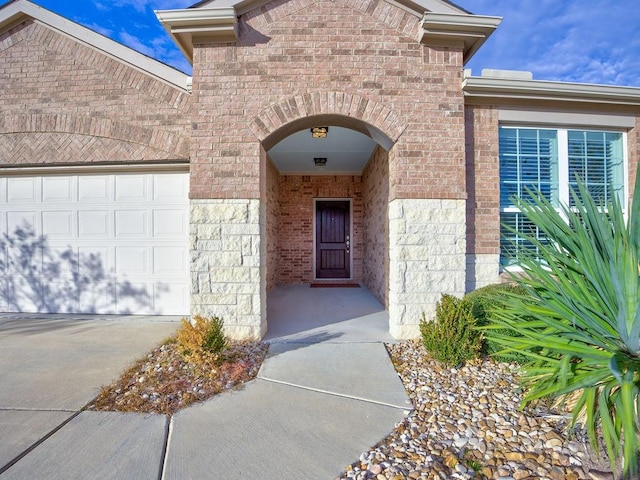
[1,0,639,338]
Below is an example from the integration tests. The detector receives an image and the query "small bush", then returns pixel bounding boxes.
[420,294,482,367]
[465,283,530,364]
[177,315,226,363]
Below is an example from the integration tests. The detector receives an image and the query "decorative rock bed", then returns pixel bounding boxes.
[338,340,612,480]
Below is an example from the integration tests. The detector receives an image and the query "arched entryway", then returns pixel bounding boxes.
[258,110,397,340]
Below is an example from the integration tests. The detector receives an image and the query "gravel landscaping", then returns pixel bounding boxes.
[338,340,613,480]
[86,338,268,415]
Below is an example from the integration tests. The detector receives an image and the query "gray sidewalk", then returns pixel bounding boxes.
[0,288,411,479]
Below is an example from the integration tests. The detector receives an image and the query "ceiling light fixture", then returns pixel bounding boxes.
[314,157,327,167]
[310,126,329,138]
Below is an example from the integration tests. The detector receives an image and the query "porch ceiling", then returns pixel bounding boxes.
[267,126,377,175]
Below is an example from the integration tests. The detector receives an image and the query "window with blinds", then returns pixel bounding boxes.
[499,126,625,267]
[568,130,624,207]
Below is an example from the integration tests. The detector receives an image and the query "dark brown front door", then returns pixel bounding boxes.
[315,200,351,279]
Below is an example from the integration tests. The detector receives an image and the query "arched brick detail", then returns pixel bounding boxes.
[250,91,406,149]
[243,0,421,41]
[0,113,190,161]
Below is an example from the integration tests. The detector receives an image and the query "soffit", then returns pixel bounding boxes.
[268,126,377,175]
[0,0,190,92]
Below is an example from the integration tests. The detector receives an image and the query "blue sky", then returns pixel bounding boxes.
[31,0,640,87]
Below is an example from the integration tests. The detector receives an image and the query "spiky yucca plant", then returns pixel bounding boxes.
[486,178,640,476]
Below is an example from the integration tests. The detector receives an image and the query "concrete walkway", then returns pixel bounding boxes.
[0,287,411,479]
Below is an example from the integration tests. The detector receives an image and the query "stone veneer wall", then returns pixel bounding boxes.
[464,105,501,291]
[363,145,389,307]
[265,159,280,292]
[190,199,265,340]
[388,199,466,338]
[277,175,363,284]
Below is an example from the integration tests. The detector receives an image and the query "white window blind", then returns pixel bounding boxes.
[499,126,625,266]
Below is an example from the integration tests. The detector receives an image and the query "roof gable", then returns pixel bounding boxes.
[190,0,469,16]
[0,0,190,92]
[157,0,500,63]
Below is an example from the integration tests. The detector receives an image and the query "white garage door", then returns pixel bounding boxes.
[0,171,189,315]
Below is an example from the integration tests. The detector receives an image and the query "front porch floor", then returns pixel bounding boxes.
[265,284,393,343]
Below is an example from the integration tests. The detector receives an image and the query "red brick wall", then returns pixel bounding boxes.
[191,0,466,202]
[465,105,500,256]
[277,175,363,284]
[266,158,280,291]
[0,20,191,165]
[363,145,389,306]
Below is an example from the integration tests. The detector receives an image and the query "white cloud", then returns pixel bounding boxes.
[82,22,114,38]
[112,0,194,12]
[457,0,640,86]
[119,30,192,74]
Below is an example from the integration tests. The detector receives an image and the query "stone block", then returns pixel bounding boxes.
[222,235,242,252]
[198,273,211,294]
[241,236,253,256]
[390,322,420,339]
[241,254,260,267]
[198,293,237,305]
[222,224,260,235]
[191,201,249,224]
[197,224,222,240]
[210,267,252,284]
[237,294,253,315]
[208,252,243,267]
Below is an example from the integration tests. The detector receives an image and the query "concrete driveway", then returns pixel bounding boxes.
[0,314,180,475]
[0,289,410,480]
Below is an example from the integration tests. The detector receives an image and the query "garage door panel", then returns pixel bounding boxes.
[115,210,148,237]
[0,178,7,204]
[7,212,38,236]
[153,210,187,236]
[79,176,112,203]
[5,245,42,274]
[42,176,75,203]
[154,282,188,315]
[44,245,79,280]
[42,211,75,238]
[78,282,117,314]
[153,173,187,201]
[0,210,6,237]
[115,246,149,274]
[116,280,153,314]
[116,175,148,202]
[7,177,40,204]
[78,246,113,275]
[153,246,186,275]
[0,171,189,315]
[78,210,111,237]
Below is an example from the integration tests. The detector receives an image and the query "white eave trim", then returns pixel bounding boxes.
[0,162,190,176]
[462,76,640,106]
[0,0,190,92]
[155,8,238,62]
[419,13,501,63]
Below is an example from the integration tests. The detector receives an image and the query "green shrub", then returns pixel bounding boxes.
[465,283,530,364]
[420,294,482,367]
[177,315,226,363]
